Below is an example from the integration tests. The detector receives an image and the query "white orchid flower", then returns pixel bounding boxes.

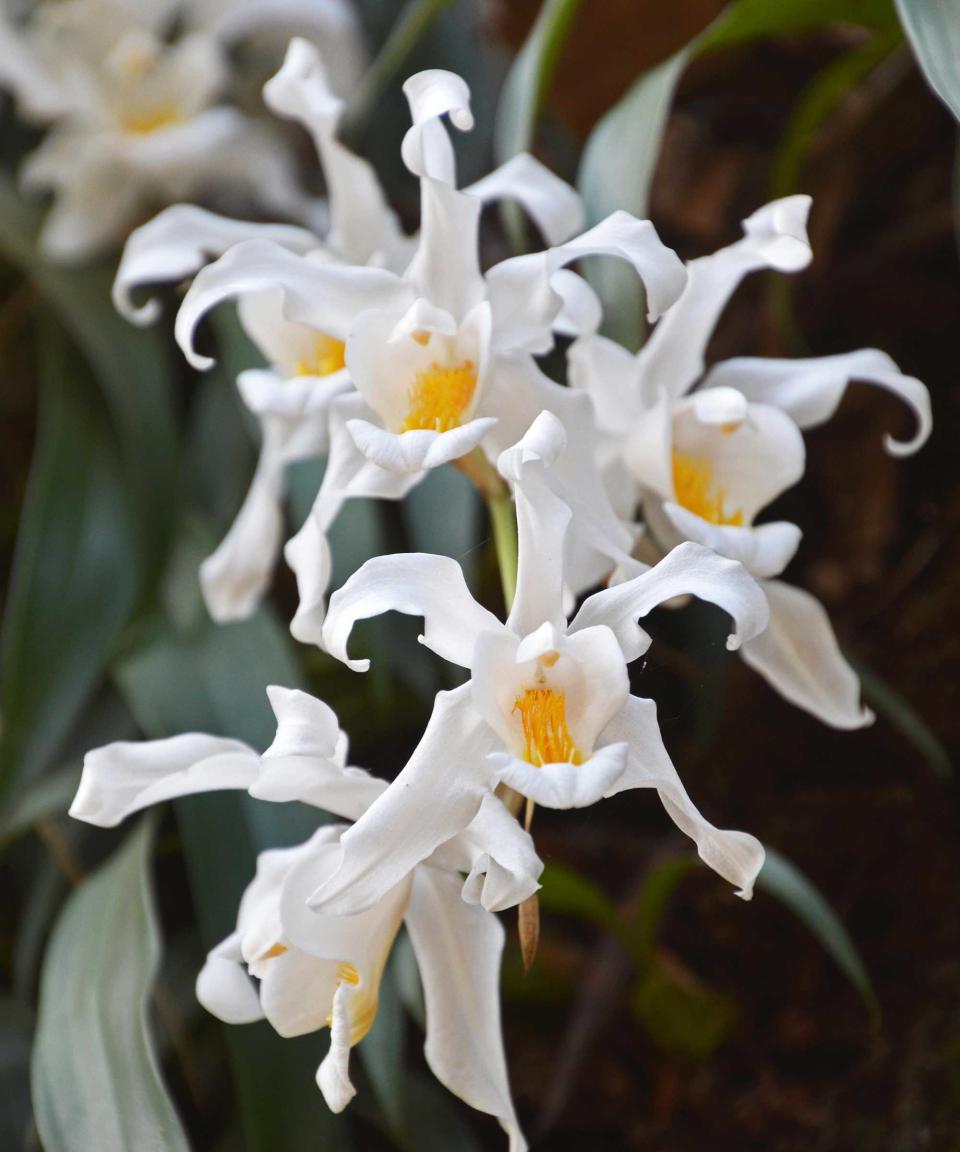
[70,685,535,1148]
[568,196,932,729]
[112,38,420,623]
[170,59,685,642]
[305,412,767,929]
[0,0,365,260]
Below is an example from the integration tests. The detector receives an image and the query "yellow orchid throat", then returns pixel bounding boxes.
[402,360,477,433]
[513,687,583,767]
[294,334,346,378]
[121,105,185,135]
[671,448,744,526]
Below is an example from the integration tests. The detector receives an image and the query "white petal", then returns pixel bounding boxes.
[549,211,688,323]
[465,152,583,245]
[281,836,412,966]
[263,38,403,266]
[195,931,264,1025]
[635,195,812,401]
[24,137,147,263]
[113,205,317,324]
[441,792,543,913]
[175,240,410,369]
[496,411,571,637]
[0,17,68,122]
[570,540,769,661]
[307,685,499,916]
[483,355,639,593]
[401,69,473,183]
[323,554,502,672]
[551,271,603,340]
[251,687,386,819]
[702,348,932,456]
[567,332,639,430]
[317,983,357,1112]
[199,411,302,622]
[662,504,802,580]
[347,417,496,474]
[265,685,341,758]
[70,734,259,827]
[258,947,340,1038]
[670,397,807,523]
[404,865,527,1151]
[239,829,346,967]
[603,696,765,898]
[740,579,873,729]
[484,211,686,356]
[285,395,419,646]
[491,742,629,810]
[689,385,749,426]
[404,178,485,319]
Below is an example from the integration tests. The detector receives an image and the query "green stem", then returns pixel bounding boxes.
[340,0,456,143]
[488,491,518,613]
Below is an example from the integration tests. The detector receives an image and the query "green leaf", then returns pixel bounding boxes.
[494,0,583,164]
[0,323,137,800]
[112,527,341,1150]
[623,856,697,970]
[358,953,409,1146]
[537,859,621,934]
[853,657,952,778]
[577,49,689,350]
[0,998,35,1149]
[0,178,178,586]
[632,955,737,1059]
[31,817,191,1152]
[894,0,960,120]
[0,765,81,848]
[772,31,901,197]
[341,0,457,143]
[758,847,879,1023]
[700,0,897,54]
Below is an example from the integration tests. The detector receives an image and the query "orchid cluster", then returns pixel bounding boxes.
[67,35,932,1148]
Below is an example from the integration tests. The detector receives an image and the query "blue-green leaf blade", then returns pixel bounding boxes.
[758,848,879,1022]
[894,0,960,121]
[31,817,190,1152]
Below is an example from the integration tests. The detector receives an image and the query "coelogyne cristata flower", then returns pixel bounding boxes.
[168,62,690,644]
[306,412,768,924]
[567,195,932,729]
[70,686,536,1149]
[113,41,655,633]
[0,0,364,259]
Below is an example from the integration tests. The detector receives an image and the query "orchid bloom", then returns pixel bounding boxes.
[303,412,767,928]
[567,196,933,729]
[0,0,364,260]
[113,37,420,621]
[70,686,535,1149]
[171,61,687,643]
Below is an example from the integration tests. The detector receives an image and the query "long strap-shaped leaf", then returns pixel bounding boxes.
[31,817,190,1152]
[0,324,137,801]
[894,0,960,121]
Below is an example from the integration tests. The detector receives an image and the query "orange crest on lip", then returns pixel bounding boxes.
[513,687,582,767]
[671,448,744,526]
[402,360,477,433]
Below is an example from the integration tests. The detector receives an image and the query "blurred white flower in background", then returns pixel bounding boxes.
[0,0,366,259]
